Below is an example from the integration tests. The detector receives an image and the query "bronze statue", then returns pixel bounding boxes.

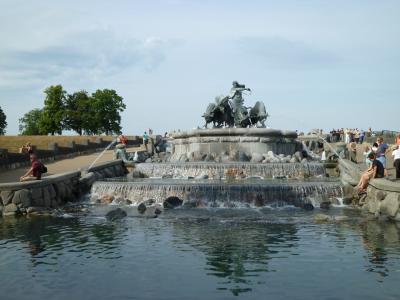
[203,81,268,128]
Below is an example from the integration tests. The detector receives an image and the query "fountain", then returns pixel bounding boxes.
[91,81,343,210]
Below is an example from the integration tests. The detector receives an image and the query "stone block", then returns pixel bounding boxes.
[250,153,264,163]
[220,137,240,142]
[42,187,52,207]
[30,187,43,200]
[240,137,259,142]
[368,197,381,214]
[379,193,400,218]
[1,190,14,206]
[12,189,31,207]
[200,137,220,143]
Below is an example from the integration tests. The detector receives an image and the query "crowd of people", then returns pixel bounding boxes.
[357,135,400,193]
[327,128,372,144]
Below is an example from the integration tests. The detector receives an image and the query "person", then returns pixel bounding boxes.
[118,134,128,145]
[357,152,384,194]
[392,145,400,179]
[376,137,389,176]
[20,153,45,181]
[363,145,372,168]
[395,133,400,146]
[143,131,149,151]
[349,142,357,163]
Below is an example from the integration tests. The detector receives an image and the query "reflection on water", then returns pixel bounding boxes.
[1,209,400,299]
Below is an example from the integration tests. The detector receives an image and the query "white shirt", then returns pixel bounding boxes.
[393,149,400,160]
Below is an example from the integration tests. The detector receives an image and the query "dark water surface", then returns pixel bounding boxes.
[1,208,400,300]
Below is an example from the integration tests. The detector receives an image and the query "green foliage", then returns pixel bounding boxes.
[19,85,126,136]
[91,89,126,135]
[40,85,66,135]
[0,106,7,135]
[65,90,91,135]
[19,109,45,135]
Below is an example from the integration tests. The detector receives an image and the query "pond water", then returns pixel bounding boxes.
[1,207,400,300]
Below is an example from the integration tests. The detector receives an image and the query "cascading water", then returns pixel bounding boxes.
[135,162,326,179]
[91,178,343,209]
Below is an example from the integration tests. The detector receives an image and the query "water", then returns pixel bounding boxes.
[91,178,343,208]
[1,208,400,300]
[135,162,326,179]
[87,139,117,170]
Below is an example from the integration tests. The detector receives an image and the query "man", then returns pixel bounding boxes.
[357,152,384,194]
[376,136,389,176]
[20,153,44,181]
[143,131,149,152]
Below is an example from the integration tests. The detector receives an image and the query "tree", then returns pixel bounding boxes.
[91,89,126,135]
[0,106,7,135]
[19,109,45,135]
[65,90,92,135]
[40,85,66,135]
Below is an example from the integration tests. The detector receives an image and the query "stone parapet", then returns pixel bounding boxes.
[0,159,128,216]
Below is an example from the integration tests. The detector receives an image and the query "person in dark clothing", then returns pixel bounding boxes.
[20,153,44,181]
[357,152,384,193]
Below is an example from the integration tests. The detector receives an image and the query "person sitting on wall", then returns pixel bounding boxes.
[357,152,384,194]
[114,143,133,162]
[118,135,128,145]
[20,153,46,182]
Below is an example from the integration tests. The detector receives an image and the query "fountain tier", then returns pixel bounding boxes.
[91,179,343,208]
[135,162,326,179]
[170,128,300,162]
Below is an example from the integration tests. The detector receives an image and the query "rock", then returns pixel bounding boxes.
[250,153,264,163]
[1,191,14,206]
[163,196,183,209]
[294,151,303,161]
[341,173,359,186]
[314,213,330,222]
[342,197,353,205]
[320,202,331,209]
[204,154,215,162]
[195,174,209,180]
[4,203,18,214]
[238,152,250,162]
[12,189,31,208]
[143,199,155,206]
[376,190,387,201]
[267,151,275,158]
[301,158,308,164]
[154,207,162,215]
[137,203,147,214]
[379,193,400,218]
[333,216,349,222]
[290,157,298,163]
[105,208,127,221]
[27,206,49,214]
[145,158,152,163]
[98,194,114,204]
[302,203,314,211]
[368,197,381,214]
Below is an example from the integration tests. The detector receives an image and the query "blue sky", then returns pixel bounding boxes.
[0,0,399,134]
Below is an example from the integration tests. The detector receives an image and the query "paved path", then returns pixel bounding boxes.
[0,146,142,184]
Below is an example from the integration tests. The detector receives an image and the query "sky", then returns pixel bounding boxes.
[0,0,399,135]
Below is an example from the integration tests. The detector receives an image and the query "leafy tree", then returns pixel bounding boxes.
[91,89,126,135]
[40,85,66,135]
[65,90,92,135]
[0,106,7,135]
[19,109,45,135]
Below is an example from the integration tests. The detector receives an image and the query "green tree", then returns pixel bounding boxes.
[40,85,66,135]
[91,89,126,135]
[19,109,45,135]
[65,90,93,135]
[0,106,7,135]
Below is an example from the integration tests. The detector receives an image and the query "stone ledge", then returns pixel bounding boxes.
[87,159,124,172]
[370,179,400,193]
[0,171,81,191]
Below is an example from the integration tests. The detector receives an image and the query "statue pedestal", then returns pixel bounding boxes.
[170,128,300,162]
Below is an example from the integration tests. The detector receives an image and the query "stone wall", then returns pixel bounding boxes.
[0,160,127,216]
[339,158,400,221]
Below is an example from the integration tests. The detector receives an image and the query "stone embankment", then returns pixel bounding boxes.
[339,159,400,221]
[0,160,127,216]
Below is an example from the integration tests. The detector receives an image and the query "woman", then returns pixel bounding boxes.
[357,152,384,194]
